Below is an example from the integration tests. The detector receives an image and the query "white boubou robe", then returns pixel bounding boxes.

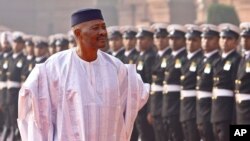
[17,48,149,141]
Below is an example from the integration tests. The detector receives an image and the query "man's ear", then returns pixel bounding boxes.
[73,28,81,37]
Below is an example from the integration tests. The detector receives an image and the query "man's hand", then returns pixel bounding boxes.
[147,113,154,125]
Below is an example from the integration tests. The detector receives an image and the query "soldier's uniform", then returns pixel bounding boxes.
[107,26,125,61]
[121,26,139,141]
[150,23,171,141]
[211,23,241,141]
[122,26,139,64]
[162,24,186,141]
[235,22,250,124]
[0,51,3,133]
[135,26,156,141]
[196,24,220,141]
[4,33,27,141]
[180,24,202,141]
[21,39,35,82]
[0,31,12,138]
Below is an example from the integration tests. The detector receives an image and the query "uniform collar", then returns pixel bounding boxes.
[187,49,201,60]
[27,55,34,60]
[112,48,123,56]
[172,47,185,57]
[204,49,218,58]
[222,49,235,58]
[12,52,22,59]
[158,47,170,57]
[124,48,134,57]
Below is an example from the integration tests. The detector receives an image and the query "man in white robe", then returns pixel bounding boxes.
[18,8,149,141]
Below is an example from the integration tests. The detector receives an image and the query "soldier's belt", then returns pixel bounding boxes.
[7,81,21,89]
[163,84,181,93]
[0,81,7,89]
[212,88,234,98]
[181,90,196,99]
[151,84,163,92]
[197,91,212,99]
[235,93,250,103]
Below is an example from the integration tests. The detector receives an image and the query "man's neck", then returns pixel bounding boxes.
[76,45,98,62]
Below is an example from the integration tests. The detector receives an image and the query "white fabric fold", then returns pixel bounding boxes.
[18,48,149,141]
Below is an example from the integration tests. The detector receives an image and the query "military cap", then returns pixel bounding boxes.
[34,39,48,48]
[25,39,34,46]
[240,22,250,37]
[151,23,168,38]
[185,24,202,39]
[219,23,240,38]
[167,24,186,38]
[71,8,104,27]
[107,26,122,40]
[200,24,219,38]
[136,25,154,38]
[12,31,25,43]
[55,38,69,47]
[121,26,137,39]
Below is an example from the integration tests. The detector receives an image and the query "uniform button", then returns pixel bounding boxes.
[165,72,169,75]
[163,81,166,84]
[180,75,185,80]
[196,86,199,90]
[197,76,200,80]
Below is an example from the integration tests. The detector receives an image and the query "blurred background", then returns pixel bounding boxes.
[0,0,249,36]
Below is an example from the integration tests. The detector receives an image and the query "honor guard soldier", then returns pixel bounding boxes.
[55,37,69,52]
[180,24,203,141]
[0,32,12,137]
[211,23,241,141]
[107,26,125,61]
[150,23,171,141]
[162,24,187,141]
[121,26,139,141]
[21,38,35,82]
[4,31,27,141]
[196,24,220,141]
[34,39,48,64]
[121,26,139,64]
[135,25,156,141]
[235,22,250,125]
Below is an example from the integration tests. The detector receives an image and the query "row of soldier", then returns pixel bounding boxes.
[0,31,76,140]
[105,22,250,141]
[1,21,250,141]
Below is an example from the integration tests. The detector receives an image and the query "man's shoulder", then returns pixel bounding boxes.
[45,49,73,64]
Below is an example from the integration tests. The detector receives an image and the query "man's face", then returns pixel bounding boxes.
[241,36,250,51]
[220,36,238,53]
[48,47,56,56]
[123,37,137,51]
[75,20,108,49]
[137,36,153,52]
[201,36,219,52]
[25,45,34,56]
[169,37,185,51]
[34,47,47,57]
[186,37,201,53]
[12,41,24,53]
[154,36,169,51]
[108,37,123,52]
[1,41,11,52]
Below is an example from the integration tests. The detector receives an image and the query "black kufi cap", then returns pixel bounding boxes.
[71,8,104,27]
